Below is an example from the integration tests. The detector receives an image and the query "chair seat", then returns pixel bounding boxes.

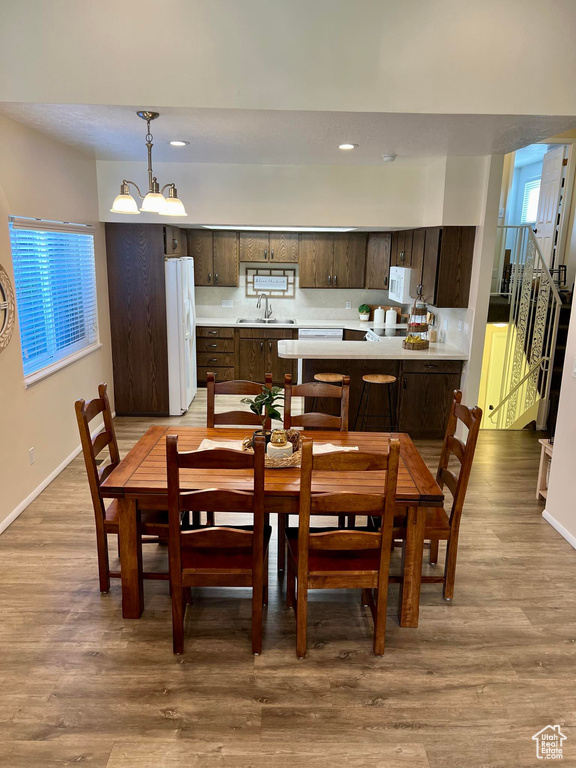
[392,507,451,538]
[362,374,397,385]
[286,528,380,573]
[103,500,169,532]
[182,525,272,573]
[313,373,344,383]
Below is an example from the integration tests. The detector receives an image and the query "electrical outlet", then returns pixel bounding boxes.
[457,321,463,332]
[442,319,448,331]
[221,299,233,308]
[29,447,35,465]
[464,322,470,335]
[345,302,352,310]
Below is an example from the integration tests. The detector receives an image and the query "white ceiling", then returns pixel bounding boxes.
[0,103,574,165]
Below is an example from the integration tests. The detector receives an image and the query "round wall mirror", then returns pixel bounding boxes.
[0,263,16,351]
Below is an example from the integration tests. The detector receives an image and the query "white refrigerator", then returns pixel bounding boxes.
[165,257,197,416]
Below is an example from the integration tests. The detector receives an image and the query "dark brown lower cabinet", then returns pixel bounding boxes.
[397,361,463,437]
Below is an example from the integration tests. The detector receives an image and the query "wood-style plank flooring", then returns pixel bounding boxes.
[1,390,575,768]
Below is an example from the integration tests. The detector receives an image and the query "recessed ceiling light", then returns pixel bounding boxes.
[381,154,397,162]
[202,225,357,233]
[338,143,358,150]
[169,140,189,147]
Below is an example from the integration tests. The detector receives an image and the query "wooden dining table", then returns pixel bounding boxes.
[100,426,443,627]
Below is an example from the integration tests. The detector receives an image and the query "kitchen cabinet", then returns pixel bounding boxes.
[196,326,235,384]
[391,229,413,267]
[237,328,296,385]
[187,229,239,287]
[239,232,299,263]
[164,225,184,256]
[365,233,391,290]
[300,233,366,288]
[409,226,475,308]
[397,360,463,437]
[105,223,169,415]
[409,229,426,298]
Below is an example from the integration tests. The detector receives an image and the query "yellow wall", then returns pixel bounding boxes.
[0,114,113,528]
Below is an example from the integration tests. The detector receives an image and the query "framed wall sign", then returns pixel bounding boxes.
[0,263,15,352]
[246,267,296,298]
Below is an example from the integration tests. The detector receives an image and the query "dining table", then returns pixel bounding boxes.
[100,426,444,627]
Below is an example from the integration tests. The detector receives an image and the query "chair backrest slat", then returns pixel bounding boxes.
[308,530,382,551]
[207,372,273,428]
[180,527,254,549]
[436,390,482,531]
[284,374,350,431]
[75,383,119,527]
[178,488,256,513]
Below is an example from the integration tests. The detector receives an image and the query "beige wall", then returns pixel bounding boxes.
[0,115,113,528]
[1,1,576,116]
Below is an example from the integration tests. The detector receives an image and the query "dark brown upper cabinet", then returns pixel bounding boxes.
[409,229,426,298]
[187,229,239,287]
[164,225,185,256]
[408,226,475,308]
[365,233,391,290]
[239,231,299,263]
[391,229,413,267]
[300,233,366,288]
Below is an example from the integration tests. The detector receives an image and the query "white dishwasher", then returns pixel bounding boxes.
[297,327,344,382]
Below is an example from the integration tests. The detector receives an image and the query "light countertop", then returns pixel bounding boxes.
[196,317,406,332]
[277,338,468,361]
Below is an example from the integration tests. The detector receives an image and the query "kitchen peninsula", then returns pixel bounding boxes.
[278,337,468,437]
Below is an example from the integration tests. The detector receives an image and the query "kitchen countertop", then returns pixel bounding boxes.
[277,338,468,361]
[196,317,406,332]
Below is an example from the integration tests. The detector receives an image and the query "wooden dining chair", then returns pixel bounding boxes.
[392,390,482,600]
[75,383,169,594]
[166,434,270,655]
[283,373,350,431]
[207,372,273,428]
[285,437,400,658]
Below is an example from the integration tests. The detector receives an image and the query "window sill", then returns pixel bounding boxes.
[24,343,103,388]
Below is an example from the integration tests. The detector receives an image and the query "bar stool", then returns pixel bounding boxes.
[354,374,397,432]
[311,373,344,412]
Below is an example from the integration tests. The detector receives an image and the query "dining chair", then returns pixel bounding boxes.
[75,383,170,594]
[392,390,482,600]
[166,433,270,655]
[283,373,350,431]
[206,372,273,428]
[285,436,400,658]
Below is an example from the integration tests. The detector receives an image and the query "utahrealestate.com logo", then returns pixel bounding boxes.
[532,725,567,760]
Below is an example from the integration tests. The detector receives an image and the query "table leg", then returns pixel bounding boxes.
[118,497,143,619]
[398,505,425,627]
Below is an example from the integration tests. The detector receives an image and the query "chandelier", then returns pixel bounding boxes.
[110,111,187,217]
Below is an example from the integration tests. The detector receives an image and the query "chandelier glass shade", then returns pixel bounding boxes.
[110,111,187,217]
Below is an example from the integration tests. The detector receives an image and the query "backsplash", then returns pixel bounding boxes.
[195,264,395,321]
[430,306,473,354]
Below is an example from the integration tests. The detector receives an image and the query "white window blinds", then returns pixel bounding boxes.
[9,219,98,378]
[521,179,541,224]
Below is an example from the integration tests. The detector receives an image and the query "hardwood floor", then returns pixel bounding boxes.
[1,390,575,767]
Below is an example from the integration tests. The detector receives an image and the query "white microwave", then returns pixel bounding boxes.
[388,266,412,304]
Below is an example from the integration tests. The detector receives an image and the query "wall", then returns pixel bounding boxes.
[0,115,113,529]
[544,301,576,547]
[1,1,576,116]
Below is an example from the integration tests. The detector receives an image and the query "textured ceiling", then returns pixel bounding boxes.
[0,103,574,165]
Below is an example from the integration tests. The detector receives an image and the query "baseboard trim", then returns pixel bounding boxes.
[542,509,576,551]
[0,413,115,536]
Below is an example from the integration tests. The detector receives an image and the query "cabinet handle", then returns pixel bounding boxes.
[384,276,388,288]
[328,275,331,285]
[208,273,212,283]
[271,249,274,260]
[208,344,218,348]
[173,238,178,251]
[403,377,407,390]
[215,273,218,283]
[400,251,405,262]
[208,358,218,363]
[264,249,268,260]
[269,341,272,352]
[424,363,438,369]
[208,330,218,335]
[260,342,264,352]
[333,274,337,286]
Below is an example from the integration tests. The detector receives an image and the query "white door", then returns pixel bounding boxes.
[534,145,566,266]
[181,257,196,411]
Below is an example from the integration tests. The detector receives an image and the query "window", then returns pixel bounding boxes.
[521,179,541,224]
[9,218,99,382]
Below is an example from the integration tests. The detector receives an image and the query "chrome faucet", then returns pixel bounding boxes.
[256,293,273,319]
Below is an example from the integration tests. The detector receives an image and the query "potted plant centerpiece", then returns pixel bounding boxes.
[241,385,284,445]
[358,304,371,321]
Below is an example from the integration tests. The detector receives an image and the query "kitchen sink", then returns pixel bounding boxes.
[237,318,296,324]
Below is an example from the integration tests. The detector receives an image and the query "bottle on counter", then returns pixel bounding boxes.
[373,306,385,326]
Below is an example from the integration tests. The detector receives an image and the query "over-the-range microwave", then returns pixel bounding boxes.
[388,266,412,304]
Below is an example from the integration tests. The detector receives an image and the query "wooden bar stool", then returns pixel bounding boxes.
[354,374,397,432]
[312,373,344,411]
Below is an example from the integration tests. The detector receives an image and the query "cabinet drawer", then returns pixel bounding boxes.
[197,352,235,368]
[401,360,463,375]
[197,366,235,383]
[196,338,234,353]
[196,326,235,339]
[238,328,294,339]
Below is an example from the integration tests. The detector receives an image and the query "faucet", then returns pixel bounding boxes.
[256,293,273,319]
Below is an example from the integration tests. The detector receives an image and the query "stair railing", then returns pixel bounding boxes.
[489,226,562,430]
